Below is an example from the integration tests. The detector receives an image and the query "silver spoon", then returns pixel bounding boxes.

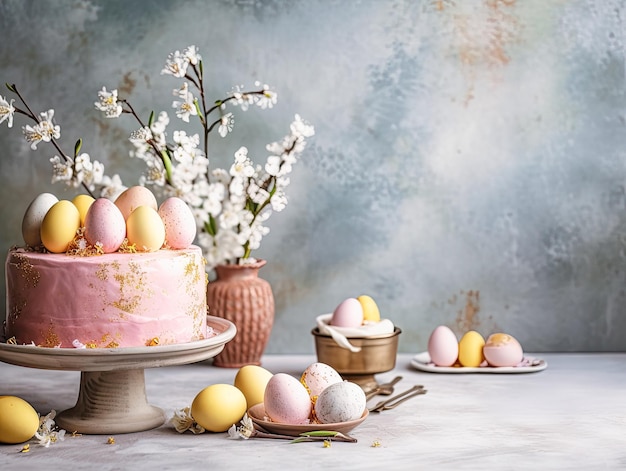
[365,375,403,400]
[369,385,427,412]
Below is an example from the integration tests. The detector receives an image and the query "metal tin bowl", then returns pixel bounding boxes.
[311,326,402,391]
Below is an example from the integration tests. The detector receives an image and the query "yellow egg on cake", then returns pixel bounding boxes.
[126,205,166,252]
[0,396,40,444]
[40,200,81,253]
[72,194,95,226]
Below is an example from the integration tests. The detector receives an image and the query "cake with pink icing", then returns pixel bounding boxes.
[3,188,209,348]
[5,246,207,348]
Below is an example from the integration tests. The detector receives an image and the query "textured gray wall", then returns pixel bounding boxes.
[1,0,625,353]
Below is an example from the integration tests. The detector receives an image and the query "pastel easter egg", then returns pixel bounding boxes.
[114,186,158,220]
[357,294,381,323]
[427,325,459,367]
[191,384,247,433]
[21,193,59,247]
[84,198,126,253]
[126,205,166,252]
[330,298,363,328]
[264,373,312,425]
[158,197,197,249]
[72,194,95,226]
[483,333,524,367]
[40,200,81,253]
[0,396,40,444]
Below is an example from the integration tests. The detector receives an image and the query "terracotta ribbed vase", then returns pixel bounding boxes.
[207,260,275,368]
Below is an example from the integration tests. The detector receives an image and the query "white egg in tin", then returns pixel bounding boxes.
[314,381,366,424]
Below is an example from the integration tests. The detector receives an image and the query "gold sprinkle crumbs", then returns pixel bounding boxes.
[147,337,160,346]
[86,342,97,349]
[6,336,17,345]
[19,444,30,453]
[107,436,115,444]
[371,440,382,447]
[323,439,332,448]
[72,431,82,437]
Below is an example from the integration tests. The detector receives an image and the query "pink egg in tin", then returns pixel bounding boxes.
[84,198,126,253]
[158,197,197,249]
[330,298,363,328]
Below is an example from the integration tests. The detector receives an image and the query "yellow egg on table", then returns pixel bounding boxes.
[357,295,381,323]
[191,384,247,432]
[0,396,40,444]
[234,365,274,409]
[40,200,81,253]
[126,205,166,252]
[458,330,486,367]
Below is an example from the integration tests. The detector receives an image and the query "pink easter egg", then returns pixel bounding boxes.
[330,298,364,328]
[84,198,126,253]
[158,197,197,249]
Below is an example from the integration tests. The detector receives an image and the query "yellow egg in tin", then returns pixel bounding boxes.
[357,295,381,323]
[40,200,81,253]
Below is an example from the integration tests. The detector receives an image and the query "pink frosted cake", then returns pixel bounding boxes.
[4,187,208,348]
[5,247,207,348]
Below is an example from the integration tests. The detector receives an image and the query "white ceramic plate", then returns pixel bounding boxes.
[410,351,547,374]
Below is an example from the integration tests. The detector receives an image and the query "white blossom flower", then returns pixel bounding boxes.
[170,407,205,434]
[172,82,197,123]
[227,414,255,440]
[218,112,234,137]
[264,155,281,176]
[34,410,66,448]
[184,45,201,65]
[0,95,15,127]
[161,49,189,77]
[254,83,278,110]
[50,155,73,183]
[94,87,122,118]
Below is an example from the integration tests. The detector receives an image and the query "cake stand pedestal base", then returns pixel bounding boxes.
[56,369,165,434]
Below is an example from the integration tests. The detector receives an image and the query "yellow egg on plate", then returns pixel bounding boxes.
[234,365,274,409]
[458,330,485,367]
[357,295,381,323]
[72,194,95,226]
[40,200,81,253]
[191,384,247,432]
[0,396,40,444]
[126,205,166,252]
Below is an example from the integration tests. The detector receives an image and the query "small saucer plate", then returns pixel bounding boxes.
[410,352,547,374]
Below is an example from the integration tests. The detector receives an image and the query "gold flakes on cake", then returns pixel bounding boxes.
[66,228,104,256]
[147,337,160,346]
[6,336,17,345]
[39,325,61,348]
[86,342,98,349]
[117,238,137,253]
[104,340,120,348]
[13,253,41,288]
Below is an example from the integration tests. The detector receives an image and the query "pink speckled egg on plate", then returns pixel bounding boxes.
[263,373,312,425]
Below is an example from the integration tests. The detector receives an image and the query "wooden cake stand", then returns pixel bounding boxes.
[0,316,236,435]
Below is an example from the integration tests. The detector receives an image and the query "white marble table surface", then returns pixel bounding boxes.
[1,353,625,470]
